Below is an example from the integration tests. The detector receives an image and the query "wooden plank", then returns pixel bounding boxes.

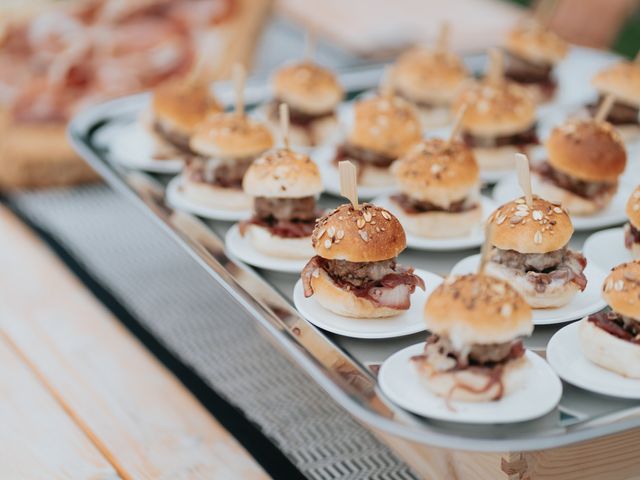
[0,206,269,480]
[0,333,118,479]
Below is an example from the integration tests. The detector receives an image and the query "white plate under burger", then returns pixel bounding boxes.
[378,343,562,423]
[547,321,640,399]
[292,269,442,339]
[373,195,499,251]
[583,228,633,273]
[493,173,633,231]
[450,254,607,325]
[107,122,184,174]
[166,176,251,222]
[225,224,309,273]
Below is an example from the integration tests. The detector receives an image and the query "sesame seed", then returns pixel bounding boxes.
[337,230,345,239]
[553,207,563,214]
[515,210,529,217]
[496,213,507,225]
[532,210,543,221]
[357,218,365,229]
[363,211,372,222]
[501,304,513,317]
[359,230,369,242]
[327,227,336,238]
[615,280,625,291]
[381,210,391,220]
[534,231,542,244]
[324,239,332,249]
[312,269,320,278]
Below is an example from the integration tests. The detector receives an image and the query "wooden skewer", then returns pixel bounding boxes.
[478,222,495,276]
[515,153,533,207]
[304,27,317,61]
[448,103,468,144]
[379,66,394,97]
[594,94,616,123]
[279,103,290,150]
[487,48,503,86]
[232,63,245,117]
[339,161,360,210]
[436,21,451,54]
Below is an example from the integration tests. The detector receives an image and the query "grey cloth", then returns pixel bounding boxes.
[8,185,418,480]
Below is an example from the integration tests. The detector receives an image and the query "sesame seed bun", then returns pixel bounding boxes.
[152,80,222,136]
[592,61,640,108]
[243,224,314,259]
[530,173,617,216]
[505,22,568,66]
[602,260,640,321]
[579,318,640,379]
[391,139,480,206]
[546,119,626,182]
[311,203,406,262]
[272,61,343,115]
[388,47,469,105]
[243,148,323,198]
[488,196,573,254]
[190,113,274,159]
[424,274,533,348]
[454,81,536,137]
[627,186,640,230]
[348,95,422,158]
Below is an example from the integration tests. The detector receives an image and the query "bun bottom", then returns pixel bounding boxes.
[180,180,252,210]
[309,269,403,318]
[243,224,314,259]
[359,164,395,188]
[392,199,482,238]
[615,124,640,143]
[473,145,531,171]
[531,174,615,216]
[414,355,529,402]
[416,105,451,129]
[579,318,640,378]
[485,261,581,308]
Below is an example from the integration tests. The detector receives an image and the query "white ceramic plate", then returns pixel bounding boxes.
[583,228,633,273]
[225,224,309,273]
[166,176,251,221]
[451,254,607,325]
[379,344,562,423]
[373,195,498,251]
[493,173,633,231]
[107,122,184,174]
[547,321,640,399]
[293,269,442,339]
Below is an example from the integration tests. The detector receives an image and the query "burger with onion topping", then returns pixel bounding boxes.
[412,273,533,402]
[240,148,323,259]
[580,260,640,378]
[301,203,425,318]
[390,138,482,238]
[625,186,640,259]
[485,196,587,308]
[531,118,627,215]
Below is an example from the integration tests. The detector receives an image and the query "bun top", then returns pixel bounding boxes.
[273,61,343,114]
[424,274,533,349]
[311,203,406,262]
[243,148,323,198]
[488,196,573,253]
[190,113,274,158]
[152,80,222,135]
[505,22,568,66]
[391,138,479,206]
[603,261,640,321]
[627,186,640,230]
[592,61,640,108]
[348,95,422,158]
[453,81,536,137]
[389,47,469,104]
[546,119,626,182]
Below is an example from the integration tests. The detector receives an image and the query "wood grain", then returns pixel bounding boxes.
[0,206,269,480]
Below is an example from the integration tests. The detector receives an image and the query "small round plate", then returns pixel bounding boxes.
[166,176,251,221]
[107,122,184,174]
[583,228,633,273]
[493,173,633,231]
[450,254,607,325]
[374,195,499,251]
[225,224,309,273]
[292,269,442,339]
[547,321,640,399]
[379,343,562,424]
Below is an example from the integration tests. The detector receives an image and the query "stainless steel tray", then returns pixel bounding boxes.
[68,51,640,452]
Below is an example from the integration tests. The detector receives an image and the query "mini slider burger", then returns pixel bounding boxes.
[625,186,640,259]
[412,274,533,402]
[334,95,422,187]
[240,148,323,259]
[504,21,568,103]
[580,260,640,378]
[390,138,482,238]
[268,61,343,147]
[301,203,425,318]
[531,118,627,215]
[485,195,587,308]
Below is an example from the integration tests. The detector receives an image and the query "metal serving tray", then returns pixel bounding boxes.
[68,49,640,452]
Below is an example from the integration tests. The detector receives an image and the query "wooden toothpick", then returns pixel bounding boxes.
[487,48,504,86]
[279,103,290,150]
[304,27,317,61]
[478,222,495,276]
[594,94,616,123]
[232,63,245,117]
[339,161,360,210]
[436,21,451,54]
[515,153,533,207]
[379,66,394,97]
[448,103,468,144]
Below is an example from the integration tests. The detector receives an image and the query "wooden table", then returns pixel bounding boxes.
[0,205,269,479]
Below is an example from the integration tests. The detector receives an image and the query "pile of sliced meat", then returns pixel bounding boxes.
[533,161,617,203]
[588,96,639,126]
[240,196,320,239]
[589,311,640,344]
[504,52,556,93]
[625,223,640,249]
[462,124,538,149]
[391,194,477,214]
[333,143,396,169]
[185,156,255,189]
